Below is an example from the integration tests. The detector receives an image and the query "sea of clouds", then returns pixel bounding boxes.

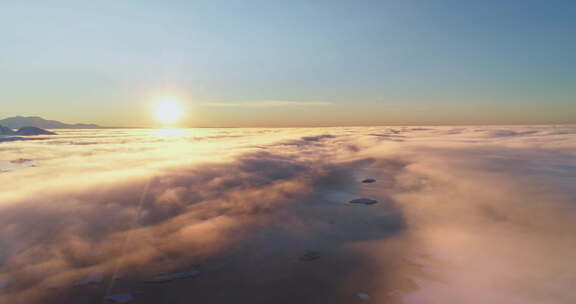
[1,126,575,304]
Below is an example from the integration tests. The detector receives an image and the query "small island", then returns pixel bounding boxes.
[0,125,56,142]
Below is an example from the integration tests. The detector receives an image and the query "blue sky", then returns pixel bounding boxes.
[1,0,575,126]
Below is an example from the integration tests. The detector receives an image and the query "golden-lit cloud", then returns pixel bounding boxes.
[0,126,575,303]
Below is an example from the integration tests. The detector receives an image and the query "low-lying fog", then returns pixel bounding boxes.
[1,126,575,304]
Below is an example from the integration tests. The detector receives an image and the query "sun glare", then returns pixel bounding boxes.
[154,99,183,124]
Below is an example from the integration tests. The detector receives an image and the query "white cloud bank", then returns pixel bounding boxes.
[0,126,575,304]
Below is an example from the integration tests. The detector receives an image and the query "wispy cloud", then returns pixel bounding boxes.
[200,100,333,108]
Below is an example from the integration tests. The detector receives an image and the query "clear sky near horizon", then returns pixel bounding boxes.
[1,0,575,127]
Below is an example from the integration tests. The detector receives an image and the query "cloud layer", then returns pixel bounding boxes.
[0,126,575,304]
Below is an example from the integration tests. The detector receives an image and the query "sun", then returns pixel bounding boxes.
[154,99,183,124]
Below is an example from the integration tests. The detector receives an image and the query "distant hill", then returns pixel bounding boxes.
[0,125,16,135]
[0,116,102,129]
